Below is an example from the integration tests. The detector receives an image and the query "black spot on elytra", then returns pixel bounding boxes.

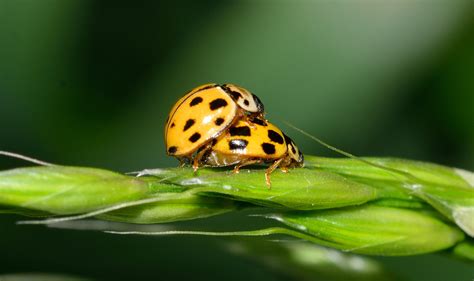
[229,139,248,150]
[190,96,203,106]
[189,133,201,143]
[168,146,177,154]
[261,143,276,155]
[183,119,195,131]
[209,98,228,110]
[170,122,175,128]
[229,126,251,136]
[251,118,267,126]
[268,130,284,144]
[215,118,225,126]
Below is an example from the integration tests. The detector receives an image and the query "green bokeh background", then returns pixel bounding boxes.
[1,1,473,280]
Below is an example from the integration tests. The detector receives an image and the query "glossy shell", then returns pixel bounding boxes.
[165,84,238,157]
[222,84,264,114]
[205,119,288,166]
[283,134,304,165]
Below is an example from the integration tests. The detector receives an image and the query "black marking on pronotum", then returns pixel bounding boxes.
[215,118,225,126]
[229,126,251,136]
[183,119,195,131]
[209,98,228,110]
[251,118,267,126]
[268,130,284,144]
[230,91,243,101]
[252,94,264,112]
[221,84,243,100]
[168,146,177,154]
[291,144,297,154]
[261,143,276,155]
[229,139,248,150]
[189,132,201,143]
[243,99,250,106]
[283,134,297,154]
[190,97,203,106]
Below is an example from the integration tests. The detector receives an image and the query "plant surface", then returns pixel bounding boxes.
[1,152,472,263]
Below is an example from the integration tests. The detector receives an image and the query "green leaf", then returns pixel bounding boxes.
[151,167,379,210]
[272,204,464,255]
[98,192,237,224]
[451,239,474,262]
[0,166,151,214]
[305,156,474,237]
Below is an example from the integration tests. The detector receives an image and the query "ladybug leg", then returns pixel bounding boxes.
[247,117,256,129]
[265,158,284,188]
[279,156,292,173]
[178,157,187,168]
[192,143,213,173]
[232,159,262,174]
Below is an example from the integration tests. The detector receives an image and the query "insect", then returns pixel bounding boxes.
[165,83,265,170]
[202,117,304,186]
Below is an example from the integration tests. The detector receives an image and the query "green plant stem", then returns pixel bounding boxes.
[0,155,473,260]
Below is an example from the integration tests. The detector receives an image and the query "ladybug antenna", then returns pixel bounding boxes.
[282,121,419,181]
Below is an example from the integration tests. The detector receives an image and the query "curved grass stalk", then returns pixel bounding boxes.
[0,152,473,261]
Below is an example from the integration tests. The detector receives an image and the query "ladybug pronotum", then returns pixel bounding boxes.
[165,83,265,170]
[203,117,304,186]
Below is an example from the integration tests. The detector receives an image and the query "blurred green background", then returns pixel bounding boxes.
[1,0,473,280]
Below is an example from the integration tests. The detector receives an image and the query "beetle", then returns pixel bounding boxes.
[202,117,304,186]
[165,83,265,170]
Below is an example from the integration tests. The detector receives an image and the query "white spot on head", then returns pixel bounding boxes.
[223,185,232,190]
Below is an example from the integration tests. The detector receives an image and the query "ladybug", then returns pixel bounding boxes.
[165,83,265,169]
[203,117,304,186]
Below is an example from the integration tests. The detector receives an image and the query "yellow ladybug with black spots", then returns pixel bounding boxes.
[202,117,304,186]
[165,83,265,169]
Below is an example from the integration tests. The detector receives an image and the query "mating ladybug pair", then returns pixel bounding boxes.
[165,83,304,186]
